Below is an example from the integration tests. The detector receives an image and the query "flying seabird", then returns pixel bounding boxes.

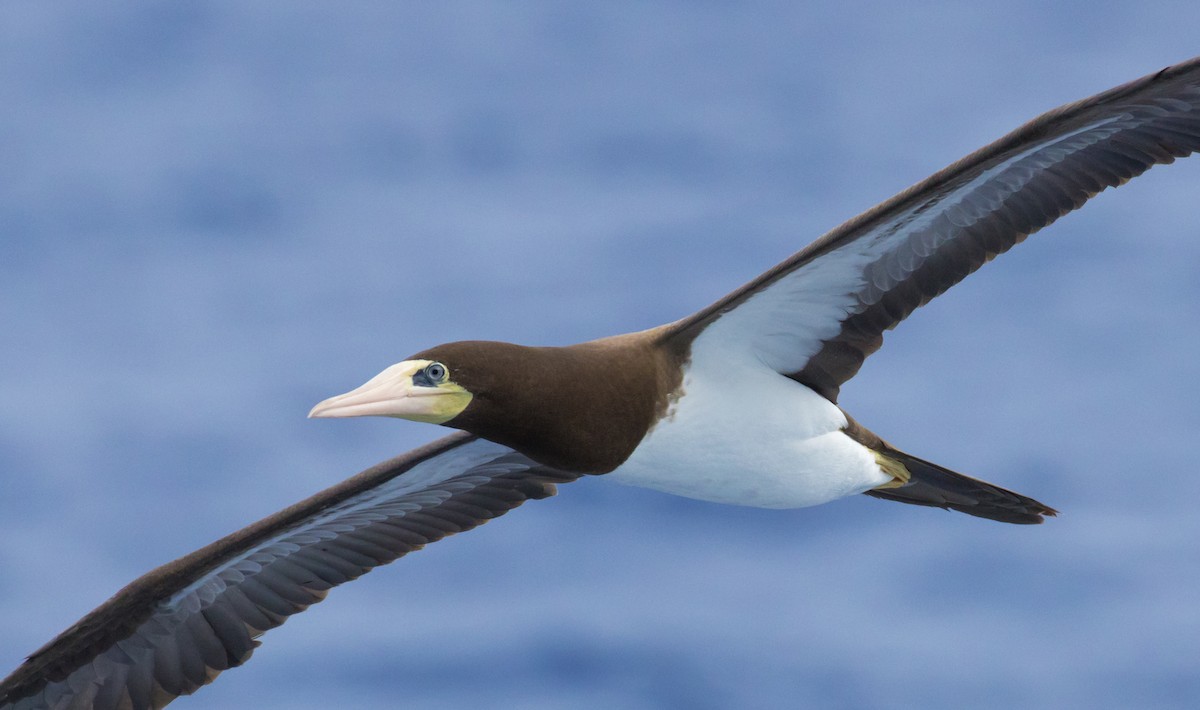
[4,57,1200,710]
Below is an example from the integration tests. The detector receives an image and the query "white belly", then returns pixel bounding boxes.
[605,358,890,509]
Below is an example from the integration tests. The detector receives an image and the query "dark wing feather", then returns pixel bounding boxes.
[0,433,577,710]
[661,57,1200,401]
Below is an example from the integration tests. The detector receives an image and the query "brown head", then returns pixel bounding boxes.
[309,332,684,473]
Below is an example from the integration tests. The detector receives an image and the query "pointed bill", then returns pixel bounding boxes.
[309,360,472,424]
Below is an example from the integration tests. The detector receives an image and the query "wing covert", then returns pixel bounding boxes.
[662,57,1200,401]
[0,433,577,710]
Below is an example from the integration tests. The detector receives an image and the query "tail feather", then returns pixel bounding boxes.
[864,450,1056,525]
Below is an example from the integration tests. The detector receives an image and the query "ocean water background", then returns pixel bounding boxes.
[1,3,1198,708]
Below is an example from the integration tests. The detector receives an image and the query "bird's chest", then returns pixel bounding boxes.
[604,368,888,508]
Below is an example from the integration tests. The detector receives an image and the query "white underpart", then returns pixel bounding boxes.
[607,333,890,509]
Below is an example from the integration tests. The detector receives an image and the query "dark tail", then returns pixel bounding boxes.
[864,449,1056,525]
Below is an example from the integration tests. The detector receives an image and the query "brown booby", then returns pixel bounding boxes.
[4,57,1200,710]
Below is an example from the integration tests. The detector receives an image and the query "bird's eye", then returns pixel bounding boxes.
[425,362,447,382]
[412,361,449,388]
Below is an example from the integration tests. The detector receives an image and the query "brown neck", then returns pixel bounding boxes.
[421,330,685,473]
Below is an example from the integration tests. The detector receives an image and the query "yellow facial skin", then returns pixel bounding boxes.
[308,359,473,424]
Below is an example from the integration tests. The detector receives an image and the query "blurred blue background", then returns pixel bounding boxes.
[2,3,1199,708]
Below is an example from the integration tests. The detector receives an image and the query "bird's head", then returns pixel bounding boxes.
[308,340,539,429]
[308,337,667,472]
[304,335,672,472]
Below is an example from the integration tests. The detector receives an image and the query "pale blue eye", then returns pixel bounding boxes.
[412,362,448,388]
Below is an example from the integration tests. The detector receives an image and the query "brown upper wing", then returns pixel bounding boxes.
[0,433,577,710]
[661,57,1200,401]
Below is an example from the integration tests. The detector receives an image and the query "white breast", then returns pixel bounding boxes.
[605,338,890,509]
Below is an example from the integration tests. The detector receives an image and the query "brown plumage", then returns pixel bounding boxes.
[667,58,1200,402]
[840,415,1056,524]
[1,435,576,708]
[412,331,684,472]
[5,56,1200,710]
